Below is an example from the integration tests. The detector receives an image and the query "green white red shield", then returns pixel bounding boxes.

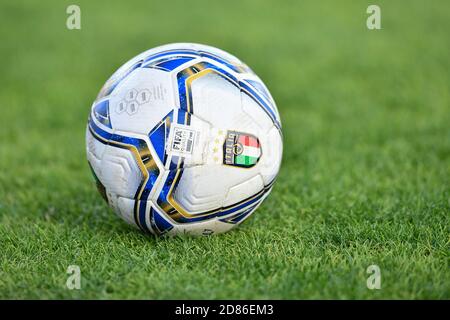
[223,131,261,168]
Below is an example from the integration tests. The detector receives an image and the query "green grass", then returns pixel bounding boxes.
[0,0,449,299]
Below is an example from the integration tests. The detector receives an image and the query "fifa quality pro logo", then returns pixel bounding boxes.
[167,124,197,157]
[223,131,261,168]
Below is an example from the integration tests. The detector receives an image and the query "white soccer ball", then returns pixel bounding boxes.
[86,43,283,236]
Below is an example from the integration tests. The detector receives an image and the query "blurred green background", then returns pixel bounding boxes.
[0,0,448,299]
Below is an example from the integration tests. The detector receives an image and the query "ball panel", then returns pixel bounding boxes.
[222,174,264,207]
[173,165,264,213]
[116,196,139,228]
[108,68,176,135]
[241,91,274,134]
[259,126,283,185]
[99,145,143,199]
[190,72,244,129]
[172,166,228,212]
[169,218,236,236]
[86,127,106,165]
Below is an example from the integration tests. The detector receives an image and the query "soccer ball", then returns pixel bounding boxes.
[86,43,283,236]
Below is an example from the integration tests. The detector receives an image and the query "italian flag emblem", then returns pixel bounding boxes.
[223,131,262,168]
